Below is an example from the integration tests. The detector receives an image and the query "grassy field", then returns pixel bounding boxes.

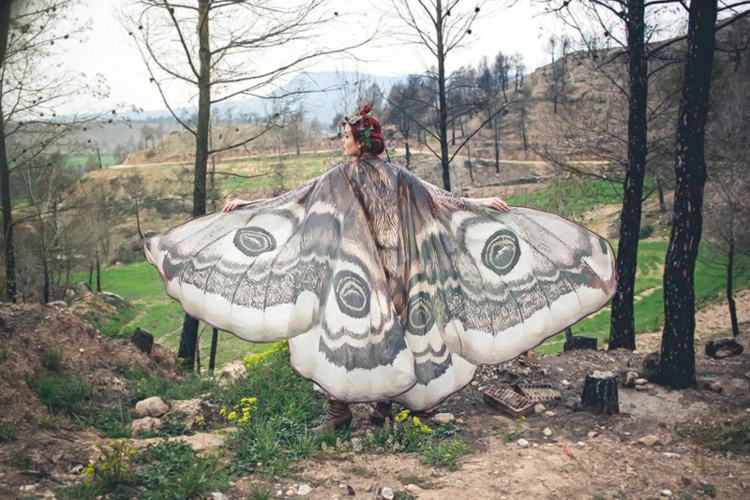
[66,153,119,168]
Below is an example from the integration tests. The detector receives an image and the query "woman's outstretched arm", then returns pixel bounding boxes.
[471,196,512,212]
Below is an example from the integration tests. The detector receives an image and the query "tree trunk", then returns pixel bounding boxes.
[608,0,647,352]
[0,0,16,302]
[436,0,451,191]
[404,140,411,170]
[657,0,718,389]
[493,122,501,173]
[179,0,211,370]
[727,238,739,337]
[656,174,666,213]
[95,248,101,292]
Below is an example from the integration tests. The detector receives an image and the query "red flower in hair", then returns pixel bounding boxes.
[360,104,372,118]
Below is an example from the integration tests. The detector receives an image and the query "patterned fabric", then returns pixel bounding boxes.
[144,158,617,410]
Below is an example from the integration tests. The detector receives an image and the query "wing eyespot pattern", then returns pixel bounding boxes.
[333,270,370,317]
[406,292,435,336]
[234,227,276,256]
[481,229,521,276]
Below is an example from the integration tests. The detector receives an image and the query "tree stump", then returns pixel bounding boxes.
[132,327,154,354]
[563,327,597,351]
[581,370,619,415]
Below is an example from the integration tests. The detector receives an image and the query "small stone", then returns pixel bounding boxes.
[561,379,570,386]
[378,486,394,499]
[297,484,312,496]
[710,381,723,393]
[744,371,750,380]
[471,381,479,387]
[576,441,586,447]
[275,491,283,498]
[286,489,295,496]
[544,410,557,417]
[517,438,530,448]
[346,484,356,496]
[635,384,650,391]
[543,427,552,437]
[19,485,36,492]
[638,434,661,447]
[477,386,486,392]
[432,412,455,425]
[663,452,681,459]
[534,403,546,414]
[210,493,225,500]
[587,431,598,439]
[135,396,169,418]
[635,378,648,386]
[623,372,639,387]
[70,464,84,474]
[660,489,673,497]
[365,484,373,492]
[78,348,85,353]
[131,416,162,435]
[405,484,424,495]
[455,418,466,425]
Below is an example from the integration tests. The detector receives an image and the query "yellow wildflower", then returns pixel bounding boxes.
[228,411,237,421]
[412,416,422,426]
[219,407,227,416]
[421,425,433,434]
[395,409,410,423]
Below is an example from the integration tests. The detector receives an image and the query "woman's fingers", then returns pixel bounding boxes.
[490,198,511,212]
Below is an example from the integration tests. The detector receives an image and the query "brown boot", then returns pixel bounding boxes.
[369,401,393,425]
[314,397,352,432]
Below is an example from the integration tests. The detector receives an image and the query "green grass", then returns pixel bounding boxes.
[535,240,750,354]
[676,416,750,454]
[66,154,119,168]
[72,261,270,368]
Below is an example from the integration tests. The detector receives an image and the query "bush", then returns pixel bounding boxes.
[639,222,654,239]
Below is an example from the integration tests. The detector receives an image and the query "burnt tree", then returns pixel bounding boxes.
[657,0,719,389]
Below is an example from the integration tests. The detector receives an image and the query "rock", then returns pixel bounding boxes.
[377,486,394,500]
[432,412,455,425]
[99,291,127,308]
[705,338,744,359]
[132,416,162,435]
[587,431,599,439]
[48,300,68,308]
[405,484,424,495]
[210,493,226,500]
[19,485,37,492]
[635,384,650,391]
[297,484,312,496]
[135,396,169,418]
[660,489,673,497]
[534,403,546,414]
[346,484,356,495]
[576,441,586,448]
[709,381,723,393]
[70,464,84,474]
[561,379,570,386]
[638,435,662,447]
[218,360,247,388]
[168,398,203,426]
[286,489,295,496]
[744,371,750,380]
[543,427,552,437]
[517,438,530,448]
[623,371,639,388]
[132,327,154,354]
[663,452,681,459]
[455,418,466,425]
[635,378,648,386]
[544,410,557,417]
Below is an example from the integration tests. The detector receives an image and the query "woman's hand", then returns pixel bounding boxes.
[222,198,252,213]
[475,197,511,212]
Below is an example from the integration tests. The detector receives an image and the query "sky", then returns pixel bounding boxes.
[55,0,559,115]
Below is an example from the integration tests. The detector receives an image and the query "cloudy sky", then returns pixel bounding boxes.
[55,0,559,114]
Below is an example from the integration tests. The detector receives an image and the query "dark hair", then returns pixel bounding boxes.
[342,104,385,156]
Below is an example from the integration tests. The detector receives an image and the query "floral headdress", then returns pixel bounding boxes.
[344,104,383,152]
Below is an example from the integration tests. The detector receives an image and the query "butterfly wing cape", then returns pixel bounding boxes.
[144,159,616,410]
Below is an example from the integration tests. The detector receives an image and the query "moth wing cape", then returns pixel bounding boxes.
[144,161,616,409]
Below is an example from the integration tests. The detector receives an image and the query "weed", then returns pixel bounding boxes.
[419,439,472,471]
[30,374,92,418]
[10,447,34,469]
[497,416,526,443]
[0,423,18,442]
[699,482,717,497]
[248,483,273,500]
[676,416,750,454]
[0,348,9,364]
[40,348,64,371]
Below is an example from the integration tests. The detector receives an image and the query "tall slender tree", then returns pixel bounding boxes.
[657,0,719,388]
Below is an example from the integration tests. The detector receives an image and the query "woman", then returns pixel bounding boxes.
[143,105,617,431]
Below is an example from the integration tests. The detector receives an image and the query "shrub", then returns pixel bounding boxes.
[0,423,18,442]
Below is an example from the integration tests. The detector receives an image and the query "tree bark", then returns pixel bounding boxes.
[657,0,718,388]
[727,238,739,337]
[436,0,451,191]
[179,0,211,370]
[608,0,647,351]
[0,0,16,302]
